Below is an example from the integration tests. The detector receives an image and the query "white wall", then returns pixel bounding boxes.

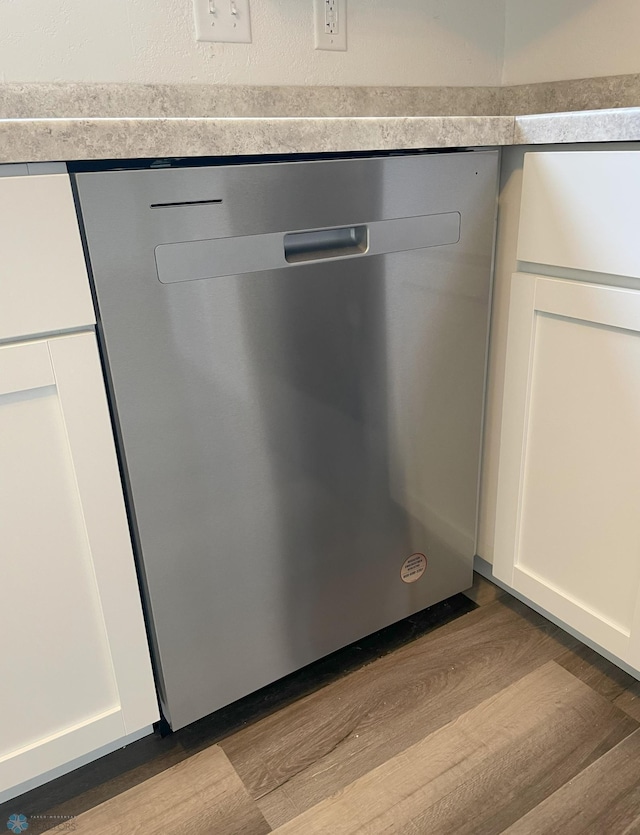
[0,0,505,87]
[503,0,640,85]
[5,1,640,91]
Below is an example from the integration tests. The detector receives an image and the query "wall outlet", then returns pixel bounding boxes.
[314,0,347,51]
[194,0,251,43]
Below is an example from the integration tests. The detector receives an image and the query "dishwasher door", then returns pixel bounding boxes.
[75,151,499,730]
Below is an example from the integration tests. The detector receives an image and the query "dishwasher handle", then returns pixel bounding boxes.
[284,225,369,263]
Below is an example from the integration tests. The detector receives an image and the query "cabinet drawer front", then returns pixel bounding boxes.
[517,151,640,279]
[0,174,94,340]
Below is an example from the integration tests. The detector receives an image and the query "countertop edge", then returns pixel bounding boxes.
[514,108,640,145]
[0,116,514,165]
[1,109,640,165]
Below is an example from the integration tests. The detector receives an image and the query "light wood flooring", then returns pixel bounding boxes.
[8,574,640,834]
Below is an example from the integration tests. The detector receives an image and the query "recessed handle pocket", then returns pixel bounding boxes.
[284,225,369,263]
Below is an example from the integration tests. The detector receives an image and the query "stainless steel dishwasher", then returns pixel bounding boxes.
[74,150,499,730]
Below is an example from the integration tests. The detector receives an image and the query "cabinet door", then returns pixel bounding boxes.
[494,274,640,669]
[0,333,158,795]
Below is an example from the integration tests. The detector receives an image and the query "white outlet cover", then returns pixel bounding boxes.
[194,0,252,43]
[314,0,347,51]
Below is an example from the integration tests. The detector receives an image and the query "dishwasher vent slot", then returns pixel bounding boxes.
[150,199,223,209]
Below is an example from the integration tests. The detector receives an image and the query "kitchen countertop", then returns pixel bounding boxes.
[1,108,639,165]
[514,107,640,145]
[0,116,511,164]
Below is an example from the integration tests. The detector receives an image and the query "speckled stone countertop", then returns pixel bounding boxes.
[0,115,515,164]
[1,108,640,165]
[514,108,640,145]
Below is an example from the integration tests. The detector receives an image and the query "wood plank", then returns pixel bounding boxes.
[556,639,640,725]
[220,598,579,821]
[613,683,640,723]
[0,730,191,827]
[505,728,640,834]
[26,741,190,825]
[272,662,637,835]
[256,787,301,830]
[67,745,270,835]
[556,641,638,703]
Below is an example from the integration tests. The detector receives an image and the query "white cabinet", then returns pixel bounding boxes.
[484,148,640,675]
[493,274,640,669]
[0,174,95,341]
[0,174,158,800]
[517,151,640,279]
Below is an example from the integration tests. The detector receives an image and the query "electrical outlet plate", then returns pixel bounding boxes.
[194,0,252,43]
[314,0,347,51]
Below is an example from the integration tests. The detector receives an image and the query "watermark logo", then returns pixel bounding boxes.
[6,814,75,833]
[6,814,28,833]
